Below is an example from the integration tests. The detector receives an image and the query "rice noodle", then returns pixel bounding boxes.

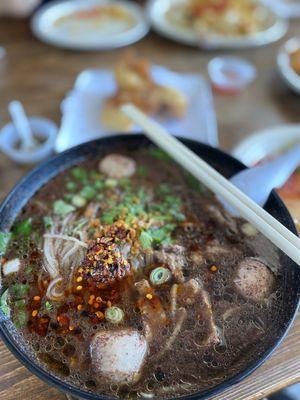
[46,276,64,300]
[163,307,187,352]
[170,284,178,316]
[43,234,88,248]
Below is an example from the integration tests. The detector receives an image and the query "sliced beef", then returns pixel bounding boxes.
[90,329,148,385]
[135,279,168,341]
[233,258,274,302]
[177,279,219,346]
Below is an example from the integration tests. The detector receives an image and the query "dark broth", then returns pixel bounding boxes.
[0,149,283,399]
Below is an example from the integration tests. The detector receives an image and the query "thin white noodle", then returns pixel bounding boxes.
[46,276,63,300]
[164,307,187,351]
[170,284,178,316]
[44,234,88,248]
[61,243,80,267]
[43,237,59,278]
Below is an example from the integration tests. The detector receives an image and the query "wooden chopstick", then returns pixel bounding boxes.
[121,104,300,265]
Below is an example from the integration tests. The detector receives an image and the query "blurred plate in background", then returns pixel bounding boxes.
[31,0,149,50]
[55,66,218,152]
[277,37,300,94]
[147,0,288,49]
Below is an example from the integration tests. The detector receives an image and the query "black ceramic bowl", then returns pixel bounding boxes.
[0,135,299,400]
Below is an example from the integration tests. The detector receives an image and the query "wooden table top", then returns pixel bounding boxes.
[0,16,300,400]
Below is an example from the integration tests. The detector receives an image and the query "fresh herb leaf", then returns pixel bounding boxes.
[71,167,88,182]
[80,186,96,200]
[10,283,29,299]
[43,216,54,230]
[13,310,27,329]
[139,231,153,249]
[53,200,75,216]
[0,289,10,317]
[0,232,12,256]
[66,181,77,192]
[14,218,32,236]
[15,299,26,310]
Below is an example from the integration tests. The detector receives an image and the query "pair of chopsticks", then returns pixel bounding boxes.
[121,104,300,266]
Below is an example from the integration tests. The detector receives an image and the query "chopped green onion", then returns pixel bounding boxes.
[53,200,75,216]
[105,306,124,324]
[147,148,171,161]
[71,195,87,208]
[71,167,88,182]
[0,289,10,317]
[90,171,101,180]
[139,231,153,250]
[45,301,54,312]
[137,166,148,177]
[104,179,118,188]
[43,216,54,230]
[14,218,32,236]
[64,193,73,201]
[66,181,77,192]
[80,186,96,200]
[0,232,12,256]
[94,180,105,190]
[150,267,171,286]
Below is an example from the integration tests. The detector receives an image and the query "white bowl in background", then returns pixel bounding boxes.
[232,124,300,166]
[0,117,57,164]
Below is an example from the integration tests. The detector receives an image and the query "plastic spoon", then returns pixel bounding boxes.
[230,144,300,208]
[8,100,37,151]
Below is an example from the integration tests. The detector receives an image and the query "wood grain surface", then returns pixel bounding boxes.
[0,15,299,400]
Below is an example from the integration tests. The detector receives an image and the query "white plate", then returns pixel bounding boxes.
[263,0,300,19]
[31,0,149,50]
[147,0,288,49]
[232,124,300,166]
[277,37,300,94]
[55,66,218,152]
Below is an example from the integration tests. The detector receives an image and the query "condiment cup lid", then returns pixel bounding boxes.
[0,117,58,164]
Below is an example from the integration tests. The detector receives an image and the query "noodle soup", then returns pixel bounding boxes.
[0,148,284,399]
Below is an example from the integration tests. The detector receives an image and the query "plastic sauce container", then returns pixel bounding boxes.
[208,56,257,94]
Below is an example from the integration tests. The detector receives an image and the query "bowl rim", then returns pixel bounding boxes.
[0,134,299,400]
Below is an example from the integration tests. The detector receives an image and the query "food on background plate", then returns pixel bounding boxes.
[277,168,300,232]
[167,0,269,37]
[290,47,300,75]
[101,53,188,131]
[0,149,283,399]
[53,4,135,34]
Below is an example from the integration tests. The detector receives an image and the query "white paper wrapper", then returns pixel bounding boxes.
[56,66,218,152]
